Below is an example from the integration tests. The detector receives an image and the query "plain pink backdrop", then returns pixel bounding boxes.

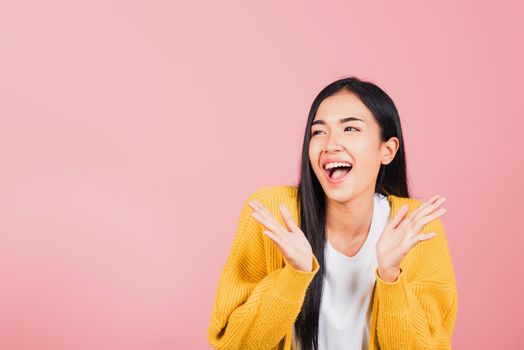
[1,1,522,349]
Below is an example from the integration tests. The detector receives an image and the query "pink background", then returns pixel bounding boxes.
[1,1,522,349]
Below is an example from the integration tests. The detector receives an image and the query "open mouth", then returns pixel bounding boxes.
[323,165,352,183]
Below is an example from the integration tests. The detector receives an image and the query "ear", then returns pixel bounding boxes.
[380,137,400,165]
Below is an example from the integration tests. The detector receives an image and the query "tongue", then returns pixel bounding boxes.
[331,168,350,180]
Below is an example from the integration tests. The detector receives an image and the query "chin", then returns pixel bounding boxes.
[323,185,354,202]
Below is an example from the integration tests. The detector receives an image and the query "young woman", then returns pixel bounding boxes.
[207,76,458,350]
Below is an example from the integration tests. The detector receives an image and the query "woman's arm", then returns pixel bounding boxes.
[375,217,458,349]
[207,190,319,350]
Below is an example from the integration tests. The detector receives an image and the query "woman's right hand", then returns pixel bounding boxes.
[248,200,314,272]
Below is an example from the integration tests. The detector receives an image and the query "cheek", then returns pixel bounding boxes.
[349,141,371,164]
[308,143,323,175]
[350,141,381,168]
[308,142,320,162]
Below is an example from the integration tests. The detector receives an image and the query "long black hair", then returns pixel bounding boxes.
[293,76,410,349]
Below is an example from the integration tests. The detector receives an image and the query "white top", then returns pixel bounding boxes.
[292,192,391,350]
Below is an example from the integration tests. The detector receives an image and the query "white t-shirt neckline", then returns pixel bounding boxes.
[292,192,391,350]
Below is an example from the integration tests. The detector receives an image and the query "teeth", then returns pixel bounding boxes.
[324,162,352,170]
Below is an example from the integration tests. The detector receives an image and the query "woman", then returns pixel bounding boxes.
[207,76,458,349]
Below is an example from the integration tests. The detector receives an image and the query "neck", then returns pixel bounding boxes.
[325,189,375,240]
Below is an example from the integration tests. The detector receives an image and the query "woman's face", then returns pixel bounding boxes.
[308,90,399,202]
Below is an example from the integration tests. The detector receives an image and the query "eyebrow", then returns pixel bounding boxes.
[311,116,366,126]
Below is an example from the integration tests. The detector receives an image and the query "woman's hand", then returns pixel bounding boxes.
[248,200,314,272]
[376,195,448,282]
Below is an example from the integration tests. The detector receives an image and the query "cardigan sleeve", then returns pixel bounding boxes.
[207,189,319,350]
[374,217,458,349]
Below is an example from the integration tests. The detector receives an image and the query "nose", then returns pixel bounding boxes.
[323,131,343,153]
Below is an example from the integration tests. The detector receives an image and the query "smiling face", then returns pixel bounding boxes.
[308,89,399,202]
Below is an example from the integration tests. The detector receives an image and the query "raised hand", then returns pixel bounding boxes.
[248,200,314,272]
[376,195,448,282]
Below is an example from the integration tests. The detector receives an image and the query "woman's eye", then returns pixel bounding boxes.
[311,127,358,136]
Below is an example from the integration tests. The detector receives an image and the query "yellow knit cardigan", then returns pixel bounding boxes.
[208,185,458,349]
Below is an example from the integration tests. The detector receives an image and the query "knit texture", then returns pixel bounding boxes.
[208,185,458,349]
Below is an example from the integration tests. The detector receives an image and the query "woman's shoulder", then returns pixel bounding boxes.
[387,193,426,213]
[247,184,298,202]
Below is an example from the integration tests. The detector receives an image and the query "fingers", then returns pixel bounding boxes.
[410,196,447,223]
[250,210,286,238]
[248,200,289,237]
[248,200,273,222]
[410,232,437,246]
[387,204,409,230]
[263,229,282,245]
[407,196,447,234]
[413,207,447,233]
[397,195,446,232]
[409,195,441,220]
[279,204,300,233]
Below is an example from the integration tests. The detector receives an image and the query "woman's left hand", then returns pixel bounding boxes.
[376,195,447,282]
